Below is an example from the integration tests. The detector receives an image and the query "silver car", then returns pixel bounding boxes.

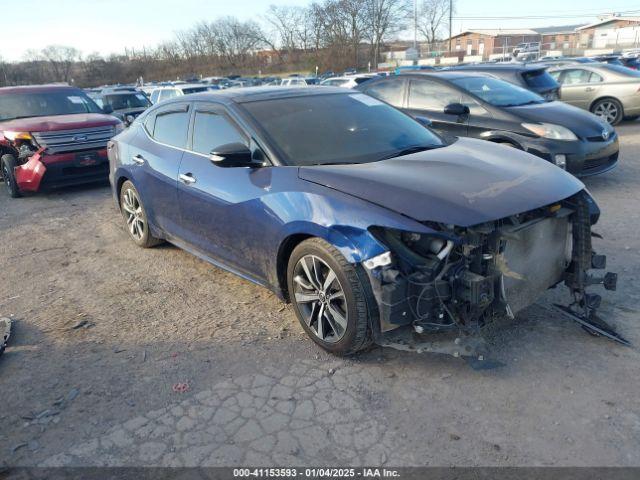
[549,63,640,125]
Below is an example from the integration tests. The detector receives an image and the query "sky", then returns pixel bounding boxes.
[1,0,639,61]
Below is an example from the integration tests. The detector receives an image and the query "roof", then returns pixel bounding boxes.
[397,71,494,80]
[448,29,538,40]
[0,84,79,95]
[576,16,640,31]
[447,63,547,72]
[171,86,350,104]
[533,24,586,35]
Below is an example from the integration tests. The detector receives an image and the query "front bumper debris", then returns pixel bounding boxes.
[14,148,46,192]
[364,191,624,368]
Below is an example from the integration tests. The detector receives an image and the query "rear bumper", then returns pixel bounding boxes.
[15,148,109,192]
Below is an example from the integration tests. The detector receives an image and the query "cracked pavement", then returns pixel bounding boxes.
[43,361,407,467]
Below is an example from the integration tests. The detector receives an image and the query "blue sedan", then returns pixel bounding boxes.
[107,87,619,361]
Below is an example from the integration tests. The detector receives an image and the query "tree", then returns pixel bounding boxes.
[417,0,453,45]
[362,0,411,67]
[40,45,80,82]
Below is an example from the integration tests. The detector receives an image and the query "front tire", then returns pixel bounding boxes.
[119,180,162,248]
[1,154,22,198]
[287,238,373,356]
[591,98,624,125]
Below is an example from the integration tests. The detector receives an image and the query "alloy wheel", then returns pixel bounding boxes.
[292,255,348,343]
[594,101,619,124]
[121,187,145,241]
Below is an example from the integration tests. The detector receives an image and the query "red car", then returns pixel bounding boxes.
[0,84,123,197]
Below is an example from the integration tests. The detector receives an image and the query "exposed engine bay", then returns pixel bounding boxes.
[364,190,624,368]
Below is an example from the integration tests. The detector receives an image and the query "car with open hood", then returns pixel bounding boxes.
[107,87,621,366]
[0,84,123,197]
[357,72,619,177]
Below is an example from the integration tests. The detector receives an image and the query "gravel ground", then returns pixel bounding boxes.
[1,122,639,468]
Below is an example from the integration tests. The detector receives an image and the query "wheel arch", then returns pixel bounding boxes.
[114,174,131,208]
[276,233,315,301]
[589,95,624,114]
[274,224,388,302]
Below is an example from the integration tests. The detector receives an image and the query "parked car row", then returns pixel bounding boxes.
[0,78,625,362]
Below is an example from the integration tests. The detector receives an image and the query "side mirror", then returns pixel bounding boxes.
[210,142,258,168]
[444,103,470,116]
[102,105,114,114]
[415,116,433,128]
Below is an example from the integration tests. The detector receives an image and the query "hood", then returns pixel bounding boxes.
[505,101,612,138]
[298,138,584,227]
[0,113,120,133]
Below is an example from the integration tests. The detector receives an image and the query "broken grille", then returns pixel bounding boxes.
[32,126,116,154]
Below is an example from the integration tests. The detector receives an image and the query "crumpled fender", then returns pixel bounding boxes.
[15,148,46,192]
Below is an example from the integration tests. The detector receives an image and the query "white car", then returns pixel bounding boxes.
[320,74,378,88]
[280,77,319,87]
[513,42,540,60]
[149,84,210,104]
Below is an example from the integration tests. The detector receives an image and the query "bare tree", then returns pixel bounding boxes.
[40,45,80,82]
[417,0,453,45]
[362,0,411,67]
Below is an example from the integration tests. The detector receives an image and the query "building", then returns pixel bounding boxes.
[446,29,540,59]
[534,25,584,53]
[575,16,640,49]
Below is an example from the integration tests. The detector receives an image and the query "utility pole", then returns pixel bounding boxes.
[413,0,418,49]
[449,0,453,52]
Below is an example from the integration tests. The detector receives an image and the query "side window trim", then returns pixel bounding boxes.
[188,104,249,157]
[143,102,191,150]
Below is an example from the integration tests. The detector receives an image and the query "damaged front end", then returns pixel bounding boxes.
[0,131,47,192]
[364,190,622,367]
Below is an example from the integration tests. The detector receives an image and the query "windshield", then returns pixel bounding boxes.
[103,92,151,110]
[450,76,545,107]
[241,93,444,166]
[0,89,103,121]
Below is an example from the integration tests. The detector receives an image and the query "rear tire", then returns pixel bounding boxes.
[119,180,162,248]
[591,98,624,125]
[624,115,639,121]
[1,154,22,198]
[287,238,373,356]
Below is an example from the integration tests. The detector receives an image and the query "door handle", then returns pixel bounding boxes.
[585,87,594,92]
[179,173,196,185]
[132,154,145,165]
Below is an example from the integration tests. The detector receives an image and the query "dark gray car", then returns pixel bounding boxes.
[447,63,560,100]
[358,71,619,176]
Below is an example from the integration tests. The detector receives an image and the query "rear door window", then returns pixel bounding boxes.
[408,79,461,110]
[560,69,591,85]
[153,105,190,148]
[363,78,406,107]
[589,72,604,83]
